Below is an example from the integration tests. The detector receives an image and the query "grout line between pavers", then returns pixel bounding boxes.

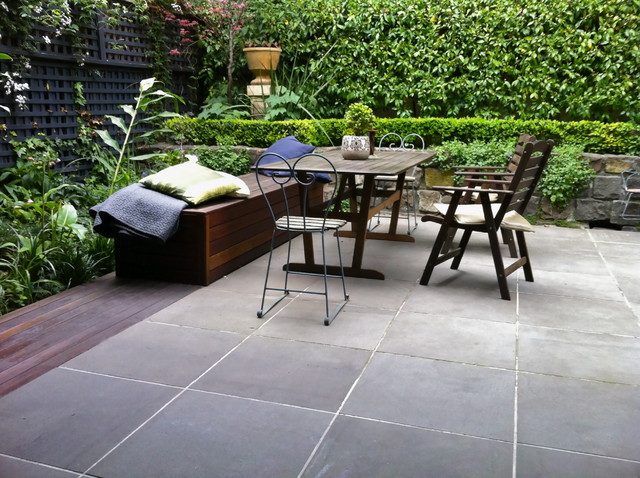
[295,280,418,478]
[78,298,287,478]
[512,270,521,478]
[0,452,83,477]
[587,228,640,327]
[516,443,640,464]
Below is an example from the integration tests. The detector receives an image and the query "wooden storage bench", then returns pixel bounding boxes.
[114,173,315,286]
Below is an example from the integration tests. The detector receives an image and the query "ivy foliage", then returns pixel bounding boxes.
[244,0,640,122]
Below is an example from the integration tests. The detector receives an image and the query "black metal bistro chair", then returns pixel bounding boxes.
[255,152,349,325]
[369,132,425,234]
[621,170,640,220]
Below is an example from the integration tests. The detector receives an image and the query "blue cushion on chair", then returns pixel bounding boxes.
[260,136,332,183]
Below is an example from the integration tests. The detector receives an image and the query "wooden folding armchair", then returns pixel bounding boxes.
[420,138,554,300]
[442,133,537,256]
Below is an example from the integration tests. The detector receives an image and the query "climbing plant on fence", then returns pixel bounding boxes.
[245,0,640,122]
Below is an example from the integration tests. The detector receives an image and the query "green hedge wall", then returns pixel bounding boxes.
[244,0,640,122]
[166,117,640,155]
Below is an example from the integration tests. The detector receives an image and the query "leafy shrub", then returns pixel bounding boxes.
[245,0,640,122]
[538,144,596,209]
[430,140,513,171]
[192,145,251,176]
[344,103,377,136]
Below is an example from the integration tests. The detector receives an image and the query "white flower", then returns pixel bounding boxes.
[15,95,29,110]
[43,35,51,44]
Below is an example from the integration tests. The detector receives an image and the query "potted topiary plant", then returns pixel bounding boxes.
[341,103,377,160]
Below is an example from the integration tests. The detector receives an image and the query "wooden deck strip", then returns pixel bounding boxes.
[0,273,199,397]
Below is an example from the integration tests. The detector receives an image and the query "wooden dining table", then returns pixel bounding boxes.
[261,148,436,280]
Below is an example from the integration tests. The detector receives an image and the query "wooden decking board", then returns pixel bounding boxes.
[0,276,146,340]
[0,274,199,397]
[0,279,194,368]
[0,274,122,327]
[0,278,177,362]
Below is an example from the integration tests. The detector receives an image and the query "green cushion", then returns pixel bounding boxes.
[140,162,241,205]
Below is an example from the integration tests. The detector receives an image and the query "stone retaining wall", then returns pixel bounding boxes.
[417,154,640,228]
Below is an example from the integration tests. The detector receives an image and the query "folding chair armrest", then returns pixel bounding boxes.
[453,165,507,172]
[432,185,514,195]
[455,171,514,177]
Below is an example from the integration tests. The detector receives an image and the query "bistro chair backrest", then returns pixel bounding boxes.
[254,152,340,232]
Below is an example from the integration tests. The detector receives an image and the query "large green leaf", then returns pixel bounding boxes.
[96,130,122,153]
[105,115,128,132]
[55,203,78,228]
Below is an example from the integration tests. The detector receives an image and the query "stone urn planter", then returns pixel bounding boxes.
[243,46,282,86]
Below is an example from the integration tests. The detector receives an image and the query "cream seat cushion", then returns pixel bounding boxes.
[434,203,534,232]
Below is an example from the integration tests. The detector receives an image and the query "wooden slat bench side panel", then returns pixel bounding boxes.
[114,173,326,287]
[114,174,303,286]
[115,203,210,284]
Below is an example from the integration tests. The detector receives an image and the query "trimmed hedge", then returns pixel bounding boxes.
[244,0,640,122]
[166,117,640,155]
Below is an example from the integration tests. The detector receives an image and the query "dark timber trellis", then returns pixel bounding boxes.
[0,19,194,172]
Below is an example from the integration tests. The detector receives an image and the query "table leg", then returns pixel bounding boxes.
[284,173,386,280]
[351,174,374,270]
[387,171,406,235]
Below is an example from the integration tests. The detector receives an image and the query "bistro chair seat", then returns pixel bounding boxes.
[255,152,349,325]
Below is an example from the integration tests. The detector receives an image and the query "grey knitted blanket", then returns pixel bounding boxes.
[90,184,188,243]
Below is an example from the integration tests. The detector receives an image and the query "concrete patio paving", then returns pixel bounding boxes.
[1,221,639,477]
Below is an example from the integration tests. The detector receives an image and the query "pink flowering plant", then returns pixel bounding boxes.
[162,0,251,103]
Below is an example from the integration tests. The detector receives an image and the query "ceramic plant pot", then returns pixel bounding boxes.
[341,135,371,160]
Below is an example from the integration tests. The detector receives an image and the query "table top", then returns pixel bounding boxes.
[258,149,436,176]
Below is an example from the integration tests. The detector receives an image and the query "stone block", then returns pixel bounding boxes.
[418,190,441,214]
[583,153,604,173]
[574,199,611,222]
[592,175,623,200]
[539,197,574,220]
[611,200,640,226]
[524,194,541,217]
[604,157,635,174]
